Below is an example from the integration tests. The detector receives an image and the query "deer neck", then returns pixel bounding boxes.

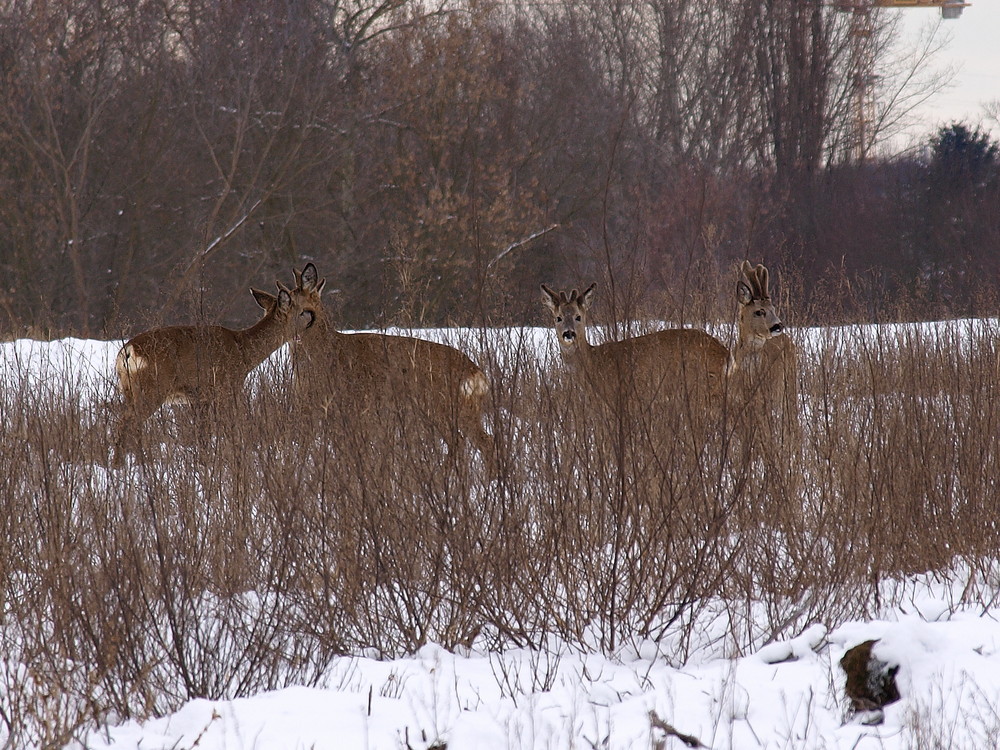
[732,321,769,373]
[235,311,287,370]
[294,314,345,363]
[316,318,348,347]
[559,333,593,370]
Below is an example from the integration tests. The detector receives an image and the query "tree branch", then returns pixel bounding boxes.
[486,223,559,272]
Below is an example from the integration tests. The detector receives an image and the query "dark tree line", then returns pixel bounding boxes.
[0,0,996,336]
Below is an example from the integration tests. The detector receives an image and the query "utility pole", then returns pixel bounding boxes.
[834,0,970,161]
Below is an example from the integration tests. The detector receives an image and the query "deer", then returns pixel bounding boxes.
[113,282,320,463]
[540,282,732,419]
[286,263,496,474]
[729,261,799,441]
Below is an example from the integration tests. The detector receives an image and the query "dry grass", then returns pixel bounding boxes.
[1,306,999,744]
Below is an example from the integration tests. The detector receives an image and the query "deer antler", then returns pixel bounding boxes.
[542,283,596,312]
[741,261,770,301]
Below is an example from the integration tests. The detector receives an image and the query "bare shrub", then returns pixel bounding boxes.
[2,284,1000,739]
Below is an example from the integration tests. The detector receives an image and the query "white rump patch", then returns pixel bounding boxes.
[118,345,149,377]
[460,372,489,399]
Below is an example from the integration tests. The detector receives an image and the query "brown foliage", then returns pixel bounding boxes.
[4,0,995,339]
[2,286,1000,740]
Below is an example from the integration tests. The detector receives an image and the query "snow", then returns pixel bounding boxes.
[64,607,1000,749]
[3,323,1000,749]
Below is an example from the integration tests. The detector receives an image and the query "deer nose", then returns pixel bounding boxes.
[562,330,576,341]
[770,323,783,334]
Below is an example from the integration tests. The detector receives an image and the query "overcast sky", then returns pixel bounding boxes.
[895,2,999,145]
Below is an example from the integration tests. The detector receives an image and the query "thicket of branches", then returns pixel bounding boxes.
[2,0,997,338]
[3,5,1000,745]
[2,304,999,745]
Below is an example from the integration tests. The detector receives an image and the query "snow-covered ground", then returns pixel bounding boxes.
[3,322,999,749]
[65,586,1000,749]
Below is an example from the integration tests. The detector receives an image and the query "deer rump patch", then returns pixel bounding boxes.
[460,371,489,400]
[117,344,149,377]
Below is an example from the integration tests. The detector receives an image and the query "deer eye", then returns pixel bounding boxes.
[754,310,766,317]
[575,315,581,321]
[556,316,562,322]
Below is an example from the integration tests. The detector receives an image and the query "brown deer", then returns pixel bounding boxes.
[286,263,495,473]
[540,282,732,413]
[114,283,320,461]
[730,261,799,443]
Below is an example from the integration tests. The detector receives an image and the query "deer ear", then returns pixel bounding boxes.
[540,284,560,312]
[737,280,754,305]
[579,282,597,310]
[276,288,292,313]
[251,288,277,311]
[301,263,320,292]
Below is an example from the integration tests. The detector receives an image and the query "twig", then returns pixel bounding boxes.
[181,198,263,278]
[648,710,707,749]
[486,223,559,271]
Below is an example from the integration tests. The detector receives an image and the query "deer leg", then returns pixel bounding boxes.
[468,423,497,479]
[112,389,164,467]
[459,396,497,479]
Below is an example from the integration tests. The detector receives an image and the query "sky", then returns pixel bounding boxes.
[895,2,999,145]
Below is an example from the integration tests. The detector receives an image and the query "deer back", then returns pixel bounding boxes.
[288,263,490,420]
[321,332,487,405]
[584,328,730,399]
[116,325,240,405]
[541,282,730,404]
[116,286,312,408]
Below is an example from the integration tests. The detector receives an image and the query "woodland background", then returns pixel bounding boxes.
[1,0,998,338]
[4,3,1000,744]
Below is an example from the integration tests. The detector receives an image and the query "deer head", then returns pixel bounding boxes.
[736,261,784,349]
[287,262,327,339]
[541,282,597,357]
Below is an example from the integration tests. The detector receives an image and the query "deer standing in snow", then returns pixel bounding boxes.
[287,263,496,474]
[113,282,319,463]
[541,270,799,433]
[729,261,799,446]
[540,282,732,421]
